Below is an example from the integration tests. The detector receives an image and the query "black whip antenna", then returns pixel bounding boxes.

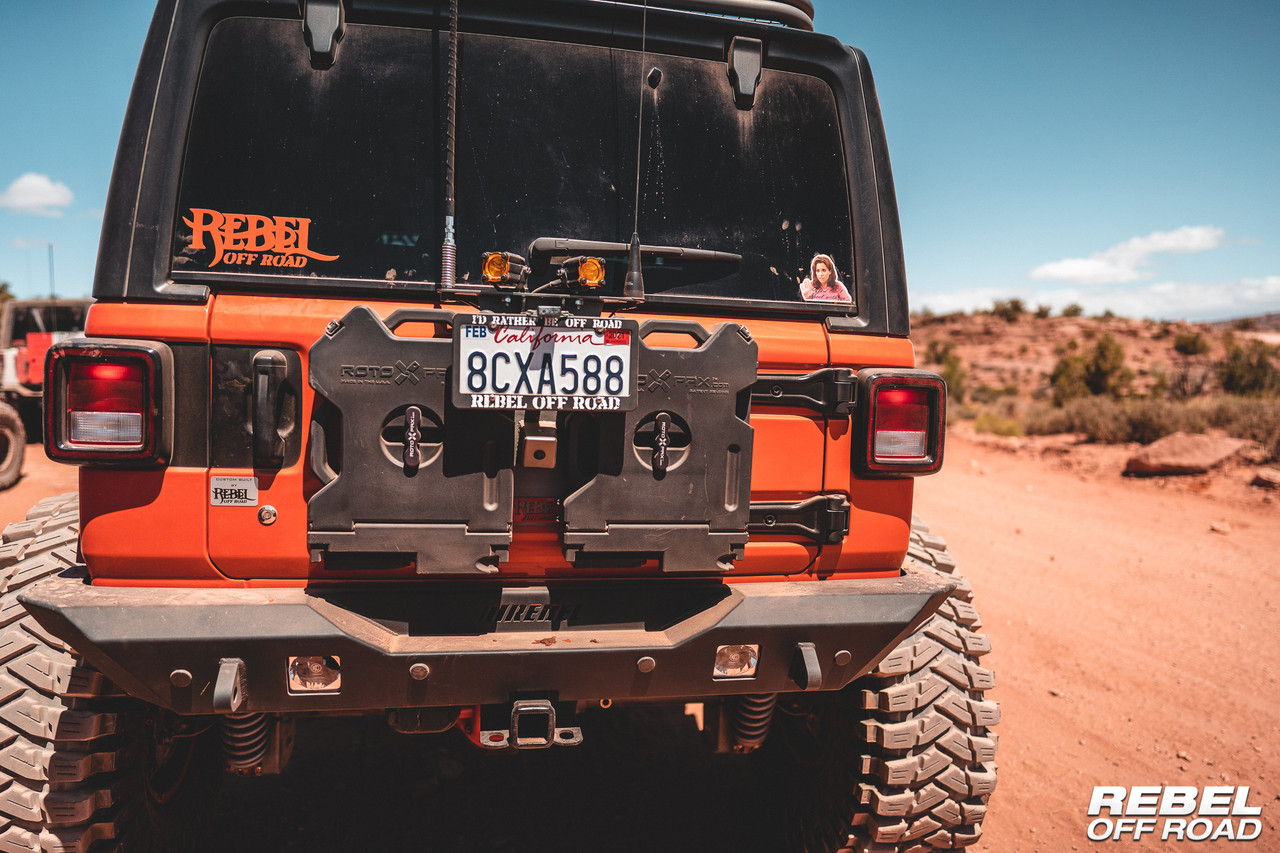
[439,0,459,288]
[622,0,649,300]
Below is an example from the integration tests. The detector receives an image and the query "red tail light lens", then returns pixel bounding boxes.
[68,362,146,445]
[46,341,172,464]
[873,387,930,460]
[854,370,946,476]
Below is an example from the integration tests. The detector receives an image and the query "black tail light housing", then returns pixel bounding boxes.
[852,368,946,477]
[45,339,174,465]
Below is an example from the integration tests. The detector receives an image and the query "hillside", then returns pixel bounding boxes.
[911,308,1278,402]
[909,305,1280,469]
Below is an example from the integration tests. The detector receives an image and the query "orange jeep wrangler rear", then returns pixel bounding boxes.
[6,0,997,850]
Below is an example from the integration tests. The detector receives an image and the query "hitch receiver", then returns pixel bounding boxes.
[479,698,583,749]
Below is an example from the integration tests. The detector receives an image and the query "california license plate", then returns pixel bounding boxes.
[452,313,639,411]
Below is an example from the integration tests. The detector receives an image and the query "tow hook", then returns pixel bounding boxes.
[479,698,583,749]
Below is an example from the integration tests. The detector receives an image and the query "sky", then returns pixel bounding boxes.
[1,1,1277,322]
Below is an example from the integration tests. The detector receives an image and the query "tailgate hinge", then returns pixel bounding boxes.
[752,368,855,415]
[749,494,851,544]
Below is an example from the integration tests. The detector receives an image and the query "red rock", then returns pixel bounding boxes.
[1251,468,1280,489]
[1123,432,1248,476]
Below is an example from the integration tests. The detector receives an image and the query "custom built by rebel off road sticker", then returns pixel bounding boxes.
[210,476,259,507]
[182,207,339,269]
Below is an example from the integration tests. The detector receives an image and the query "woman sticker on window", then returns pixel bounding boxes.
[799,253,851,303]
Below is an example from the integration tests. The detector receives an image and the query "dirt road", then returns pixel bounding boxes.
[914,435,1279,851]
[3,438,1276,850]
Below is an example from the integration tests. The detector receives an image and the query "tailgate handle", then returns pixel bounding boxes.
[253,350,288,467]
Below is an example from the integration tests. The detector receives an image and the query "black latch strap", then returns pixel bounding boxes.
[752,368,855,415]
[749,494,850,544]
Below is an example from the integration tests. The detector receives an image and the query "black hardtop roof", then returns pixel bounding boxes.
[583,0,814,30]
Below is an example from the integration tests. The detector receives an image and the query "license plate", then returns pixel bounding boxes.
[452,313,639,411]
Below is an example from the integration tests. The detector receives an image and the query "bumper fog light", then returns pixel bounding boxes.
[713,644,759,679]
[288,655,342,693]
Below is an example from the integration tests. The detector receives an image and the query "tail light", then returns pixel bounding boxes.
[853,369,946,476]
[45,340,173,464]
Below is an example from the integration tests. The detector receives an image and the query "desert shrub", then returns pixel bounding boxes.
[1173,330,1211,357]
[1051,334,1132,405]
[974,413,1023,437]
[970,383,1019,404]
[1169,363,1212,399]
[1121,399,1208,444]
[1148,365,1169,399]
[939,353,967,403]
[1234,317,1258,331]
[1025,398,1200,445]
[1050,355,1089,405]
[1034,304,1052,319]
[991,298,1025,323]
[1216,338,1280,396]
[1198,397,1280,460]
[1099,308,1116,321]
[1061,303,1084,318]
[922,339,954,364]
[1023,396,1280,461]
[1083,333,1133,397]
[1025,397,1129,442]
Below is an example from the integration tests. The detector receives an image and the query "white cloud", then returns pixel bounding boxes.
[914,275,1280,323]
[0,173,74,217]
[1029,226,1228,285]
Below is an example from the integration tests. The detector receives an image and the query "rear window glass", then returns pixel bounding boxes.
[173,17,854,310]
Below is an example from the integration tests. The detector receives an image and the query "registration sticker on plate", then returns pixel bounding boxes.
[452,313,639,411]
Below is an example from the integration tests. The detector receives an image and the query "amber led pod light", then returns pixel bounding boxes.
[577,256,605,288]
[482,252,511,283]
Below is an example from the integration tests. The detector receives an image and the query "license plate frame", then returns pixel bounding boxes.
[451,313,640,411]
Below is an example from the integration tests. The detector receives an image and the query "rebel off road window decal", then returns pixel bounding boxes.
[171,18,437,284]
[182,209,339,270]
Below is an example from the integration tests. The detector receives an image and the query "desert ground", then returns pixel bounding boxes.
[3,435,1276,851]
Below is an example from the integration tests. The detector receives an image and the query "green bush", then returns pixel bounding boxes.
[1022,396,1280,461]
[1084,333,1133,397]
[1050,355,1089,405]
[1034,304,1052,319]
[991,298,1025,323]
[1173,330,1212,357]
[922,339,954,364]
[939,353,968,403]
[974,413,1023,437]
[1216,338,1280,396]
[1061,303,1084,317]
[970,383,1019,404]
[1049,333,1133,405]
[1200,397,1280,460]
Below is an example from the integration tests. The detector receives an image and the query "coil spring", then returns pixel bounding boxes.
[441,239,456,287]
[221,713,270,770]
[727,693,777,751]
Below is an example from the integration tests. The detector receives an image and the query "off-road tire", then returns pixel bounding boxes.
[770,516,998,853]
[0,494,219,852]
[0,403,26,492]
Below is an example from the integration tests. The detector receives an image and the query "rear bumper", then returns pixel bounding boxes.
[20,569,952,715]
